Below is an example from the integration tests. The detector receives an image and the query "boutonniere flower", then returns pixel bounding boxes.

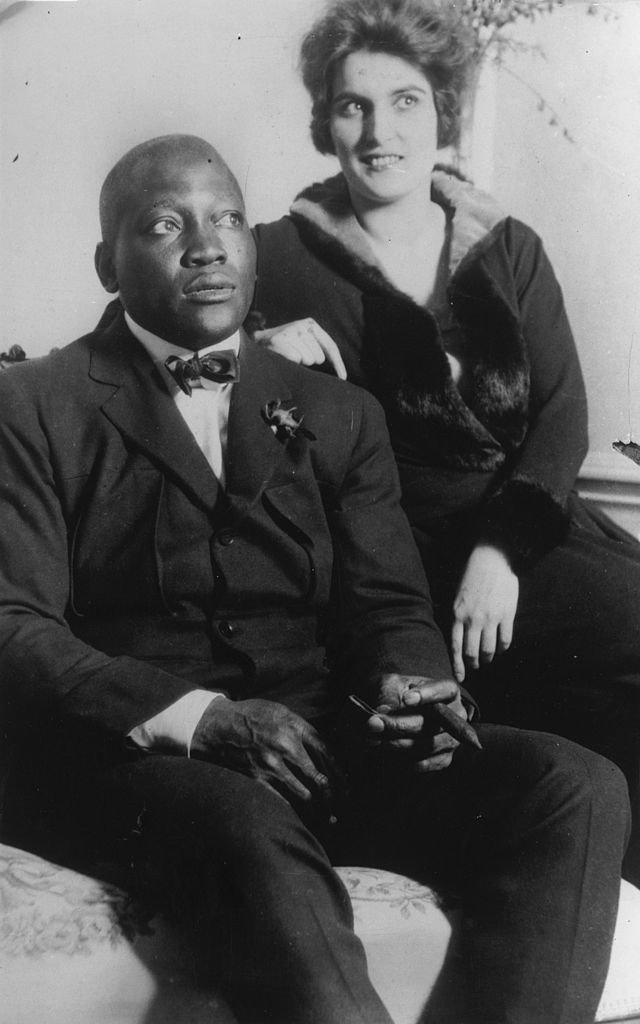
[262,399,316,443]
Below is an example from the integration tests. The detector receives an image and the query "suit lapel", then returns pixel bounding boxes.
[224,336,295,520]
[88,315,221,512]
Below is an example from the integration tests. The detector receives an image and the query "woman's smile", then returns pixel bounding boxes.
[360,153,405,171]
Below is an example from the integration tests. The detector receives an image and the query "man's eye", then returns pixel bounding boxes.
[216,211,244,228]
[148,218,180,235]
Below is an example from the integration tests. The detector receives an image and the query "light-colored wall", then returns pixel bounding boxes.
[466,0,640,527]
[483,2,640,453]
[2,0,640,523]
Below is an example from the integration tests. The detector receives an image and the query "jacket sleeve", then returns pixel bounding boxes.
[0,371,197,758]
[476,219,588,571]
[325,388,454,691]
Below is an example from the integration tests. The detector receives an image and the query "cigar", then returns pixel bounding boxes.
[348,694,482,751]
[431,701,483,751]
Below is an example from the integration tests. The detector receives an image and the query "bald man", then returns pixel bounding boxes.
[0,135,630,1024]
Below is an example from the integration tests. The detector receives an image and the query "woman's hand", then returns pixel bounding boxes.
[253,318,347,380]
[451,544,519,682]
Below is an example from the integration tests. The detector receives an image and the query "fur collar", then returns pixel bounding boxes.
[284,173,566,561]
[287,170,529,473]
[290,168,505,280]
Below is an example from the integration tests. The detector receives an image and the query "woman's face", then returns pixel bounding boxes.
[328,50,440,208]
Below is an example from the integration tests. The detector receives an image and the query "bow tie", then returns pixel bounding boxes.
[165,350,240,396]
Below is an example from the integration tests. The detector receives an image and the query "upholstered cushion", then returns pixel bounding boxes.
[0,842,231,1024]
[1,842,639,1024]
[1,847,449,1024]
[335,866,452,1024]
[596,880,640,1023]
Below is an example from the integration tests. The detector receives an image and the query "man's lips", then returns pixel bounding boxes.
[184,275,236,301]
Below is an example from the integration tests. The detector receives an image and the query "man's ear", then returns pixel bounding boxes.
[95,242,119,294]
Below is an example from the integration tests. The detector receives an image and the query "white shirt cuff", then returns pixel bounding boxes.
[128,690,225,756]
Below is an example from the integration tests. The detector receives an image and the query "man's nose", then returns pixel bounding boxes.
[182,225,226,266]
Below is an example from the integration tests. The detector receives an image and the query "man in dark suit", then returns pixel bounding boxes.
[0,134,630,1024]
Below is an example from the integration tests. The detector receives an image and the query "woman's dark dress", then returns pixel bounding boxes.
[253,169,640,882]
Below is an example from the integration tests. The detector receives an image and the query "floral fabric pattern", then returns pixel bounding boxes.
[0,844,152,957]
[336,866,440,922]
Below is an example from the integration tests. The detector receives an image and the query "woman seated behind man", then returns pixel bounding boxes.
[252,0,640,883]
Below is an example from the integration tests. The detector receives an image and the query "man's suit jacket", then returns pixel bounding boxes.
[0,312,451,763]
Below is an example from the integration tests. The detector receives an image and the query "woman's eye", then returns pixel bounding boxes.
[216,211,244,228]
[396,94,419,110]
[336,100,363,117]
[148,218,180,235]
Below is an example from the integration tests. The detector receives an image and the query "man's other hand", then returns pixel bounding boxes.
[190,697,336,807]
[363,674,466,772]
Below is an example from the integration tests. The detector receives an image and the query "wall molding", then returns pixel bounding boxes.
[580,450,640,486]
[578,450,640,538]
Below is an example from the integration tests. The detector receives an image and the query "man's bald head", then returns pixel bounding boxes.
[95,133,256,349]
[99,134,241,248]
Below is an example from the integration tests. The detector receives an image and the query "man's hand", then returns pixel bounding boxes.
[253,318,348,380]
[190,697,335,807]
[360,674,467,772]
[451,544,519,682]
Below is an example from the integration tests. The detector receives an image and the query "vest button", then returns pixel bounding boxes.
[217,528,235,546]
[218,620,234,639]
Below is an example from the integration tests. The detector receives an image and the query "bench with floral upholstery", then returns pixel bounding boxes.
[1,839,640,1024]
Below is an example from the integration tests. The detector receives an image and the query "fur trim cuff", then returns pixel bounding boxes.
[476,478,570,573]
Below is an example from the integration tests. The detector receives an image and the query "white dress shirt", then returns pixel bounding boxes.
[126,311,239,486]
[125,312,238,755]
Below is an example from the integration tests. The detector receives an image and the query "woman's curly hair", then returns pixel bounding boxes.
[300,0,476,153]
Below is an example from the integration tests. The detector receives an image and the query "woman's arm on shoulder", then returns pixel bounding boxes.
[253,317,347,379]
[252,218,347,378]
